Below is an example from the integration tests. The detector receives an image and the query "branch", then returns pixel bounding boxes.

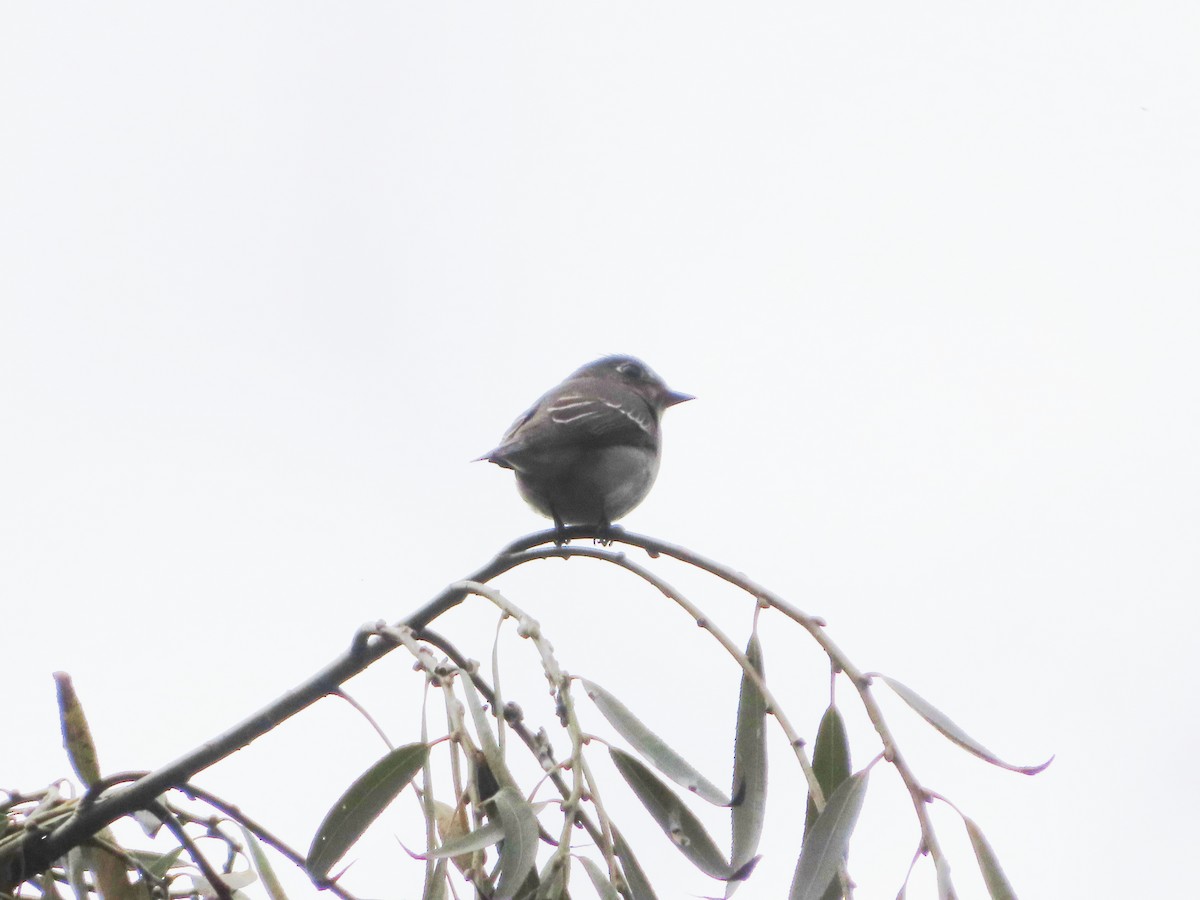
[510,527,957,890]
[0,543,543,891]
[4,524,965,895]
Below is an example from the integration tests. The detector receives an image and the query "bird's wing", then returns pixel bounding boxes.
[483,389,653,465]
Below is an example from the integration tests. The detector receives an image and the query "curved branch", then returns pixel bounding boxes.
[506,527,956,881]
[511,545,826,807]
[2,524,956,894]
[179,783,362,900]
[1,545,538,890]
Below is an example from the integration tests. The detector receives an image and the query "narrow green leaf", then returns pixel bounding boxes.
[462,675,519,791]
[878,676,1052,775]
[191,869,257,897]
[582,678,730,806]
[89,842,139,900]
[730,635,768,881]
[935,852,956,900]
[802,705,853,900]
[530,854,564,899]
[965,818,1017,900]
[788,769,869,900]
[54,672,101,785]
[610,747,733,880]
[306,742,429,878]
[138,846,186,880]
[580,856,623,899]
[65,848,88,900]
[614,827,659,900]
[804,705,852,836]
[238,826,288,900]
[427,820,505,858]
[491,785,540,900]
[421,858,449,900]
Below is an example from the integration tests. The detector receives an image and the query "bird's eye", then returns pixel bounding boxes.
[616,361,644,380]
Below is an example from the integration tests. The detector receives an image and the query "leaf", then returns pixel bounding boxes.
[531,854,565,899]
[614,827,659,900]
[421,858,449,900]
[965,818,1017,900]
[65,848,89,900]
[132,808,164,838]
[878,676,1053,775]
[582,678,730,806]
[610,747,732,880]
[126,849,184,883]
[238,826,288,900]
[462,675,519,792]
[804,705,852,836]
[434,801,484,872]
[491,785,540,900]
[935,852,956,900]
[730,635,768,882]
[88,841,139,900]
[580,856,623,899]
[427,820,505,858]
[54,672,101,785]
[306,742,429,878]
[788,769,869,900]
[192,869,257,898]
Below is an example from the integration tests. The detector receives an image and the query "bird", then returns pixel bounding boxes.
[478,355,692,542]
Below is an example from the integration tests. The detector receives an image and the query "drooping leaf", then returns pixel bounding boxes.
[88,842,138,900]
[434,801,482,872]
[421,858,449,900]
[192,868,257,898]
[491,785,540,900]
[530,854,565,899]
[788,769,869,900]
[462,675,519,792]
[582,678,730,806]
[140,846,186,881]
[65,848,89,900]
[965,817,1017,900]
[239,826,288,900]
[610,747,732,881]
[427,820,505,858]
[132,808,164,838]
[730,635,768,883]
[935,852,956,900]
[878,676,1053,775]
[580,856,623,899]
[306,742,429,878]
[614,827,659,900]
[804,704,852,836]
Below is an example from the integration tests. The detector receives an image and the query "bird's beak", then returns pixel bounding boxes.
[664,389,695,407]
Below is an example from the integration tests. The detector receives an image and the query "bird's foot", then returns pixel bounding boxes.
[595,522,623,546]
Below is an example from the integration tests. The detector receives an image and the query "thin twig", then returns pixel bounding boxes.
[145,800,232,900]
[418,629,618,860]
[3,524,962,897]
[503,526,958,891]
[505,546,827,809]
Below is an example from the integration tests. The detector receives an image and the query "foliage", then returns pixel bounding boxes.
[1,528,1050,899]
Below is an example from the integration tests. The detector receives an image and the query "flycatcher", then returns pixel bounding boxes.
[480,355,692,539]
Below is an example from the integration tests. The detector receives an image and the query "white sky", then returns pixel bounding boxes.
[3,3,1198,898]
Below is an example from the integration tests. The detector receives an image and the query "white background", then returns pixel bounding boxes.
[3,3,1198,898]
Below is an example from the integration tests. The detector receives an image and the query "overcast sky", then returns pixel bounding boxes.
[3,4,1198,898]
